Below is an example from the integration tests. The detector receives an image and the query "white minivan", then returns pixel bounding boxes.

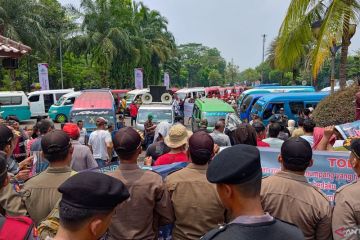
[28,89,74,118]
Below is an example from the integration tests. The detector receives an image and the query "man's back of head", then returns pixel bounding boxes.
[0,152,8,190]
[55,171,129,240]
[41,130,73,165]
[38,119,54,135]
[253,122,266,136]
[280,137,313,172]
[113,127,142,162]
[0,124,14,153]
[188,131,214,165]
[303,119,316,134]
[214,121,225,132]
[63,123,80,140]
[268,123,281,138]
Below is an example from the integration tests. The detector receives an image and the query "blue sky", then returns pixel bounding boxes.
[59,0,360,71]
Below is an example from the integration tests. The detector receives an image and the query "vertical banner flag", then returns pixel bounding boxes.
[38,63,49,90]
[134,68,143,89]
[164,72,170,89]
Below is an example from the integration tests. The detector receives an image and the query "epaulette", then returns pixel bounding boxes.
[262,175,270,180]
[166,168,182,176]
[310,184,331,201]
[200,224,227,240]
[335,180,359,194]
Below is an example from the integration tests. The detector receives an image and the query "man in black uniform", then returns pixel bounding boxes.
[201,144,304,240]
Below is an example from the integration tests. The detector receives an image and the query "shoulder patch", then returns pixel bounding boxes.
[166,168,182,176]
[200,224,227,240]
[310,184,331,201]
[336,180,358,194]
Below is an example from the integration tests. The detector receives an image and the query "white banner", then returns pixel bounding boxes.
[164,72,170,89]
[184,99,194,118]
[38,63,49,90]
[134,68,143,89]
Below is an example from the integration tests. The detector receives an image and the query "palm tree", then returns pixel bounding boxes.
[275,0,360,90]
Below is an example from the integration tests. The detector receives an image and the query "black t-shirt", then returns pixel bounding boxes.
[146,141,171,162]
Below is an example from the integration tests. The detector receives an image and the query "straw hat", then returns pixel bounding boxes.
[165,124,192,149]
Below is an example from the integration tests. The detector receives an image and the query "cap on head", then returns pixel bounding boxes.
[280,108,284,111]
[148,114,153,120]
[189,131,214,162]
[165,124,191,149]
[96,117,107,126]
[58,171,130,210]
[281,137,312,166]
[344,137,360,159]
[0,124,14,147]
[113,127,141,154]
[207,144,262,184]
[41,130,71,155]
[253,122,265,133]
[63,123,80,139]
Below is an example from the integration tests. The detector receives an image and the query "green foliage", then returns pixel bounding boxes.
[239,68,260,83]
[313,85,359,127]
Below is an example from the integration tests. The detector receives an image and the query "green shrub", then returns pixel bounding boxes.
[313,85,359,127]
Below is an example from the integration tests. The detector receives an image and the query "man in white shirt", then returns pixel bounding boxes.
[300,119,315,147]
[88,117,113,168]
[77,120,87,145]
[263,122,284,148]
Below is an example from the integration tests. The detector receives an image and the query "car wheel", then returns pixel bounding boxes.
[55,114,67,123]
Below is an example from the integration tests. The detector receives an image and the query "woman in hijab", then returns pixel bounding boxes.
[144,121,171,165]
[232,123,257,146]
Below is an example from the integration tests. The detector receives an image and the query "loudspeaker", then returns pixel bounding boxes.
[149,85,166,102]
[2,58,19,69]
[141,93,153,104]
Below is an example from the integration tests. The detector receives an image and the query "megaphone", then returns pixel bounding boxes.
[161,93,173,104]
[141,93,153,104]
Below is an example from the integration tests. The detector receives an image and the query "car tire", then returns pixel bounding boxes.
[55,114,67,123]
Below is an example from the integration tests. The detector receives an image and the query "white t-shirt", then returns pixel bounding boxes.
[88,130,112,160]
[79,127,87,145]
[300,135,314,147]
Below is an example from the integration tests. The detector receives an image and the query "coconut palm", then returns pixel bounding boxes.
[275,0,360,90]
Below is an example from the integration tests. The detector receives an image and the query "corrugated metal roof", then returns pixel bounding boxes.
[0,35,31,58]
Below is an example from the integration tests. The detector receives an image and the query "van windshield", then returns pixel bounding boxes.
[177,93,187,100]
[240,95,253,113]
[202,112,229,127]
[71,113,115,131]
[137,109,172,124]
[126,94,136,102]
[252,102,263,115]
[54,96,65,106]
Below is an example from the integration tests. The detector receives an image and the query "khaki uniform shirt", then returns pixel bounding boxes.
[332,179,360,240]
[260,171,332,240]
[166,163,226,240]
[22,166,72,226]
[107,164,174,240]
[0,183,27,216]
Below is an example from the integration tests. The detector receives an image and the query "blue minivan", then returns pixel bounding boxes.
[250,92,329,125]
[238,86,316,122]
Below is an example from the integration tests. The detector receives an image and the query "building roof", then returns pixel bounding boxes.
[0,35,31,58]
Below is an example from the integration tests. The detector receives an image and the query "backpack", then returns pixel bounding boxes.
[0,215,37,240]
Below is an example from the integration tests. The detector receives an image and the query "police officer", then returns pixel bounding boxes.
[51,171,130,240]
[202,144,304,240]
[107,127,174,240]
[22,130,74,225]
[332,138,360,240]
[261,137,331,240]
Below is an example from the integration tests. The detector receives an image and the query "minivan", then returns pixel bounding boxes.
[48,92,81,123]
[70,90,116,133]
[125,89,149,109]
[250,92,329,126]
[28,89,74,118]
[176,87,206,100]
[192,98,241,132]
[0,91,31,121]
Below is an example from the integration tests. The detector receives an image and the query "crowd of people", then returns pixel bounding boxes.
[0,103,358,240]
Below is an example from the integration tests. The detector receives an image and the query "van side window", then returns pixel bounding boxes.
[64,97,75,105]
[0,96,21,105]
[56,93,66,100]
[289,102,304,114]
[305,103,317,109]
[263,104,273,120]
[29,95,39,102]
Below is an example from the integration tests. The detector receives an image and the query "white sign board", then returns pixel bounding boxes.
[38,63,49,90]
[134,68,143,89]
[184,99,194,118]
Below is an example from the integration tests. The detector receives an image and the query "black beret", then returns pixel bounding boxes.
[207,144,262,184]
[59,172,130,210]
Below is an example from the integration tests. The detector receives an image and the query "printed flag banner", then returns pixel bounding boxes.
[164,72,170,89]
[134,68,144,89]
[335,120,360,139]
[38,63,49,90]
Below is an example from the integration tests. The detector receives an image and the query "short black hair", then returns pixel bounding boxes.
[282,158,310,172]
[77,120,83,123]
[303,119,316,133]
[43,148,70,163]
[298,117,305,127]
[214,121,224,130]
[234,175,261,198]
[59,201,112,231]
[303,108,311,116]
[253,122,265,134]
[268,123,281,138]
[38,119,54,135]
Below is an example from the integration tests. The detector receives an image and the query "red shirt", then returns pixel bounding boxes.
[129,104,138,117]
[154,152,189,166]
[257,138,270,147]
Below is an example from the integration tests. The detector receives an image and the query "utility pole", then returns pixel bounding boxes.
[261,34,266,83]
[59,37,64,89]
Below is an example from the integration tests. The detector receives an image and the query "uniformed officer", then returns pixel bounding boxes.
[107,127,174,240]
[22,130,74,225]
[260,137,331,240]
[51,171,130,240]
[166,131,226,240]
[201,144,304,240]
[332,138,360,240]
